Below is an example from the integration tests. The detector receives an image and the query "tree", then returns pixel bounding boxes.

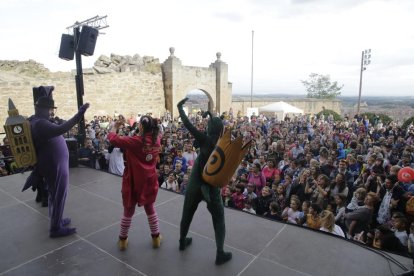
[301,73,343,99]
[317,109,342,121]
[360,112,393,126]
[402,116,414,129]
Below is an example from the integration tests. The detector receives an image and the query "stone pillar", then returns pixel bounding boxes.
[211,52,231,115]
[162,47,182,118]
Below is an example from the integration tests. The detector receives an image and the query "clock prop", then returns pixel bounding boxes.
[3,98,37,167]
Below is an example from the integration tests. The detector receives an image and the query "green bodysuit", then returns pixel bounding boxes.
[177,98,232,265]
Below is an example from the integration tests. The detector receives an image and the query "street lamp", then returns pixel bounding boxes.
[356,49,372,115]
[250,30,254,108]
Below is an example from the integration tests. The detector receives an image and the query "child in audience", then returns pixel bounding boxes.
[274,184,286,211]
[243,199,256,214]
[232,183,246,210]
[222,186,234,208]
[346,187,366,213]
[264,201,282,221]
[320,210,345,237]
[408,222,414,266]
[334,194,346,228]
[393,216,408,247]
[306,203,321,230]
[243,183,258,201]
[282,197,301,224]
[298,200,310,226]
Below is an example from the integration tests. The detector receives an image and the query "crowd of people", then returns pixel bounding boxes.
[2,108,414,257]
[0,137,20,176]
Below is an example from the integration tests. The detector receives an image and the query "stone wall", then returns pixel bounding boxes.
[1,59,342,131]
[231,98,342,116]
[1,69,166,126]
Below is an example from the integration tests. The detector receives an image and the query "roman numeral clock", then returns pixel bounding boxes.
[3,98,37,167]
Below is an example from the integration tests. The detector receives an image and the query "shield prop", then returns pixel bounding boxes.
[202,128,252,188]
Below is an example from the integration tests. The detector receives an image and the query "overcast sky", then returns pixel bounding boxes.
[1,0,414,97]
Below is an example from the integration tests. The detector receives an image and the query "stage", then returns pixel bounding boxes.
[0,167,412,276]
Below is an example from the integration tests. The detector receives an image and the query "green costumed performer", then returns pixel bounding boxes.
[177,97,232,265]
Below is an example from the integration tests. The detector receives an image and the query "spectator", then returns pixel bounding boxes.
[107,145,124,176]
[334,194,347,229]
[262,159,280,183]
[182,143,197,167]
[264,201,282,221]
[237,160,249,177]
[298,200,311,226]
[172,162,185,187]
[320,210,345,238]
[161,173,179,192]
[78,138,99,168]
[180,173,190,194]
[172,148,187,173]
[346,187,367,213]
[248,163,266,193]
[243,199,256,214]
[222,186,235,208]
[377,175,400,225]
[330,173,349,204]
[306,203,322,230]
[373,225,407,254]
[307,174,330,210]
[345,193,376,238]
[232,183,245,210]
[254,186,273,216]
[243,183,257,202]
[0,165,8,176]
[291,168,309,203]
[393,215,408,247]
[408,222,414,264]
[0,149,7,174]
[273,184,286,211]
[290,141,304,159]
[282,197,301,224]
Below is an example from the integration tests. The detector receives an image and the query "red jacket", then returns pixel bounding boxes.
[108,132,161,207]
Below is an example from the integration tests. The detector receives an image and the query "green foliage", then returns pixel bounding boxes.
[360,112,393,125]
[302,73,343,99]
[317,109,342,121]
[402,116,414,129]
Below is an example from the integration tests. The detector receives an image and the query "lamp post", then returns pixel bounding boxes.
[356,49,372,115]
[250,30,254,108]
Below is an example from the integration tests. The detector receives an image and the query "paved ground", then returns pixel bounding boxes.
[0,167,412,276]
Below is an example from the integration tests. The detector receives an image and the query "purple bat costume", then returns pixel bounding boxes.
[29,98,88,237]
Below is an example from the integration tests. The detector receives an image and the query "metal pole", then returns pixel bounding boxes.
[357,50,364,115]
[250,30,254,108]
[74,27,85,147]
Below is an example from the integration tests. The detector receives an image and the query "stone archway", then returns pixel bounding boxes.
[185,89,213,113]
[162,48,232,118]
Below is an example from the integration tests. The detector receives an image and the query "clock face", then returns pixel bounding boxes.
[13,125,23,134]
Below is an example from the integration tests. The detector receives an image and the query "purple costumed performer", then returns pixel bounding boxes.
[27,95,89,237]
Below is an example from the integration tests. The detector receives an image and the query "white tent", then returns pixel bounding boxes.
[259,101,304,120]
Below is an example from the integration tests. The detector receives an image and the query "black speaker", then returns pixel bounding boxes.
[33,86,54,105]
[58,34,75,61]
[78,26,98,56]
[66,139,78,168]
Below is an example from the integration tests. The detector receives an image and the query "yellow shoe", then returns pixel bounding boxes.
[152,235,162,248]
[118,238,128,251]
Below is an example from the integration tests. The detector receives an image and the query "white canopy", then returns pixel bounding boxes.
[259,101,304,119]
